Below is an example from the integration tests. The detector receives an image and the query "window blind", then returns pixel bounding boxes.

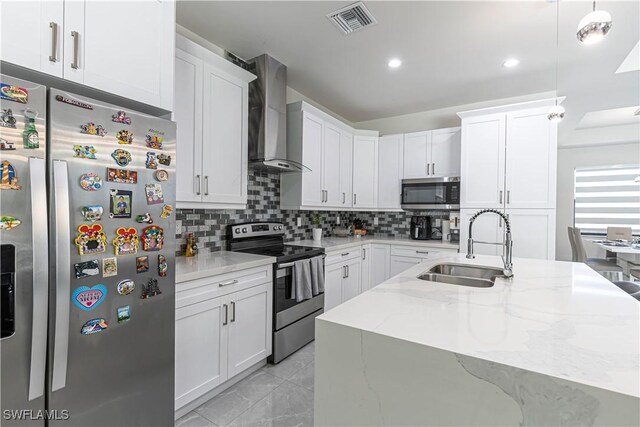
[574,165,640,235]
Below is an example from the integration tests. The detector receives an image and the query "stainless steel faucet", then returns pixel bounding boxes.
[466,209,514,278]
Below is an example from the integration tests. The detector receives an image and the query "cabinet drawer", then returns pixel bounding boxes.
[325,247,362,266]
[177,266,272,308]
[390,245,437,258]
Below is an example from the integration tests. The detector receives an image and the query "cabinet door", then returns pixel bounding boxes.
[378,134,404,209]
[360,245,371,292]
[174,48,204,203]
[403,131,430,178]
[339,131,353,208]
[430,127,461,177]
[227,283,272,378]
[70,0,175,109]
[506,209,555,260]
[370,244,391,287]
[175,296,228,409]
[352,135,378,208]
[460,114,506,208]
[342,259,362,303]
[390,255,422,277]
[301,113,324,206]
[324,263,344,311]
[459,208,504,256]
[322,123,342,207]
[1,1,63,77]
[201,65,247,205]
[505,109,557,209]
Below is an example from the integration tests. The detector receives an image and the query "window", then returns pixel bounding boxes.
[574,165,640,235]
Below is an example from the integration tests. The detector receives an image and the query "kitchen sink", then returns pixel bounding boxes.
[417,263,505,288]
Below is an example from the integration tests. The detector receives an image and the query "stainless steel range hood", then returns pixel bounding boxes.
[248,54,309,173]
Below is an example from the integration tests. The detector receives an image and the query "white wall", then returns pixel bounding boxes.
[556,141,640,261]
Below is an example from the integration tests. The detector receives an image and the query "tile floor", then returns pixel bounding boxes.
[175,341,315,427]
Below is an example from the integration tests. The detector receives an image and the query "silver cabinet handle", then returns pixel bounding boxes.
[49,22,58,62]
[230,301,236,322]
[353,194,357,205]
[70,30,79,69]
[52,160,71,392]
[342,266,346,279]
[204,175,209,196]
[499,190,503,204]
[219,279,238,287]
[506,190,510,204]
[196,174,201,195]
[223,304,228,325]
[416,250,430,255]
[28,158,48,400]
[341,252,350,256]
[346,265,350,277]
[342,192,346,204]
[362,248,366,260]
[427,163,430,175]
[325,190,328,202]
[432,163,435,175]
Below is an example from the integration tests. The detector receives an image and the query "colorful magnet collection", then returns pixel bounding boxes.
[135,213,153,224]
[107,168,137,184]
[145,184,163,205]
[112,111,131,125]
[73,145,97,159]
[81,318,108,335]
[72,284,107,311]
[117,306,130,323]
[103,258,118,277]
[109,189,132,218]
[80,122,106,137]
[111,149,132,167]
[0,216,21,230]
[117,279,135,296]
[79,173,102,191]
[0,160,21,190]
[0,138,15,151]
[0,84,28,103]
[74,260,100,279]
[81,205,103,222]
[141,225,164,251]
[116,130,133,144]
[112,227,139,256]
[75,224,108,255]
[136,256,149,273]
[0,108,16,128]
[155,170,168,182]
[145,134,163,150]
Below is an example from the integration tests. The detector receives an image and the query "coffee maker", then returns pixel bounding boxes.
[410,216,432,240]
[448,212,461,243]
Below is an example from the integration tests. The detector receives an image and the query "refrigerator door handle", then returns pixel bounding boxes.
[28,157,48,401]
[51,160,71,392]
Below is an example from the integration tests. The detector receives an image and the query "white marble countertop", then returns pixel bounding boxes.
[176,251,276,283]
[317,253,640,398]
[288,236,460,251]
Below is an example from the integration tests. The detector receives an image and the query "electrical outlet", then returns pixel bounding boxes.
[175,220,182,236]
[296,217,302,227]
[336,216,341,225]
[374,217,379,226]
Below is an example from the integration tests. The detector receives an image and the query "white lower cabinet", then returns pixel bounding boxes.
[370,244,391,287]
[175,268,272,410]
[390,256,423,277]
[324,248,362,311]
[360,244,372,292]
[342,258,362,303]
[389,245,459,277]
[459,209,504,257]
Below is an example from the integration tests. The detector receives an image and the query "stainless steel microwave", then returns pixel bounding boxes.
[401,177,460,210]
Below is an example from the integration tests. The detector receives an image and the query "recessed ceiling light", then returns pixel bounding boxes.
[502,58,520,68]
[388,58,402,68]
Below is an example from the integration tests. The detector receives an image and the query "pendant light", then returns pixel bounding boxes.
[548,0,565,122]
[577,1,612,45]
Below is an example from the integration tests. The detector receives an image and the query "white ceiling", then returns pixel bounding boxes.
[177,1,640,144]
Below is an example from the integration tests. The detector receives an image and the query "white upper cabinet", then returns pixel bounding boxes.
[1,1,64,78]
[339,130,353,208]
[459,208,504,257]
[430,127,461,177]
[174,35,255,209]
[378,134,404,210]
[352,135,378,209]
[299,112,324,206]
[460,113,506,208]
[322,123,343,207]
[403,131,430,178]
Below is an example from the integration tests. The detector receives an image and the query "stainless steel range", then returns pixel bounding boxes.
[227,222,324,363]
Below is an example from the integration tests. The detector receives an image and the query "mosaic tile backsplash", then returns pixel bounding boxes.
[175,169,450,255]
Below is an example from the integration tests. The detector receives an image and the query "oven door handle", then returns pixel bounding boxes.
[276,255,326,270]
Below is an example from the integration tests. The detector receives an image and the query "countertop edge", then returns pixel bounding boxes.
[176,255,276,284]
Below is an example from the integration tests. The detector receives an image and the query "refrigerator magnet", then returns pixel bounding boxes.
[135,213,153,224]
[117,279,135,296]
[73,145,97,159]
[112,111,131,125]
[106,168,137,184]
[0,160,21,190]
[74,260,100,279]
[160,204,173,219]
[55,95,93,110]
[0,83,28,103]
[145,152,158,169]
[0,108,17,128]
[0,138,16,151]
[145,134,163,150]
[109,190,132,218]
[158,255,168,277]
[136,256,149,273]
[113,227,139,256]
[141,226,164,251]
[116,130,133,145]
[79,173,102,192]
[145,184,164,205]
[81,205,104,222]
[72,284,107,311]
[157,154,171,166]
[75,224,107,255]
[80,122,106,137]
[140,278,161,299]
[155,170,168,182]
[117,306,130,324]
[103,257,118,277]
[111,149,132,167]
[0,216,21,230]
[81,318,108,335]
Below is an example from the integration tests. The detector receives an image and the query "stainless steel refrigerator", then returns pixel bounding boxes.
[1,74,176,426]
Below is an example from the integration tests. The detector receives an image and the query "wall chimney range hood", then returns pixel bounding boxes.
[248,54,309,173]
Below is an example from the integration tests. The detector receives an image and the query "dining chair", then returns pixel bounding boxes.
[568,227,624,281]
[613,281,640,301]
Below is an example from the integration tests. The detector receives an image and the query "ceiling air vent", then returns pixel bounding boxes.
[327,2,377,35]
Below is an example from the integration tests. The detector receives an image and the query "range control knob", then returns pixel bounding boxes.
[242,227,248,233]
[278,226,283,230]
[234,228,241,234]
[273,225,278,230]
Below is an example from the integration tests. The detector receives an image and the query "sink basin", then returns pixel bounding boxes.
[417,263,505,288]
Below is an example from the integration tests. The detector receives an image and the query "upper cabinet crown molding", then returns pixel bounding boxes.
[287,101,357,135]
[456,97,566,119]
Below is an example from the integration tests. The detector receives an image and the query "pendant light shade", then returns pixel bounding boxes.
[577,3,612,44]
[547,105,565,122]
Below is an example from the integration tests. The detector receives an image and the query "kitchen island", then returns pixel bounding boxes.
[314,254,639,426]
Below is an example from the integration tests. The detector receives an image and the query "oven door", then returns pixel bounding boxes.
[274,263,324,331]
[401,177,460,210]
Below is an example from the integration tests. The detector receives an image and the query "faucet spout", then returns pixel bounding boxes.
[466,209,514,278]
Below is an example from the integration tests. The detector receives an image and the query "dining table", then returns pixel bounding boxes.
[591,240,640,279]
